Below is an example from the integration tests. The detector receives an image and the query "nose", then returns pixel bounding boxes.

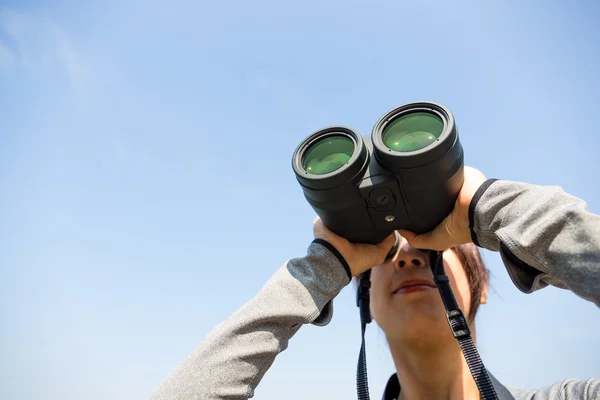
[393,239,428,270]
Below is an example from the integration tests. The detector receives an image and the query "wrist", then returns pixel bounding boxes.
[311,238,352,281]
[468,178,499,247]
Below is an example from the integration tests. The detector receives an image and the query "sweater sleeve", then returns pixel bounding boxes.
[511,378,600,399]
[147,240,350,399]
[469,179,600,306]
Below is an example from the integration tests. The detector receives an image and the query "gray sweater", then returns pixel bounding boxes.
[148,180,600,399]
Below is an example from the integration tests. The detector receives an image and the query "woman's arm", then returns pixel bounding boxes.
[470,179,600,306]
[147,241,350,400]
[511,377,600,399]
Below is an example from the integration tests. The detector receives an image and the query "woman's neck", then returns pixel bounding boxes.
[387,332,481,400]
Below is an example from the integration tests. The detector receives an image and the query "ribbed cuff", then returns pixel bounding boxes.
[311,238,352,281]
[469,178,498,247]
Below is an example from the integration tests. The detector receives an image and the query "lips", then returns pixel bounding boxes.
[392,279,437,295]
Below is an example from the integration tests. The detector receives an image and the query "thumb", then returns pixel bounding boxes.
[398,216,453,251]
[382,231,398,250]
[379,231,399,259]
[352,232,399,276]
[363,231,398,263]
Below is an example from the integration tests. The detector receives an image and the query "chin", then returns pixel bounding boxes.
[386,317,450,344]
[379,302,448,340]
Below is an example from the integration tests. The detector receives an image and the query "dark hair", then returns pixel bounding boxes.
[450,243,489,320]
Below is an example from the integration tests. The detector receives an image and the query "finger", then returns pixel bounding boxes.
[383,231,398,249]
[355,233,396,272]
[399,229,431,250]
[383,231,400,260]
[367,232,399,265]
[398,220,452,251]
[401,230,440,251]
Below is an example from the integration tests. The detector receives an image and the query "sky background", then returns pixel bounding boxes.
[1,0,599,399]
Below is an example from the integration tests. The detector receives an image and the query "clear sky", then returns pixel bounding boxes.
[1,0,599,399]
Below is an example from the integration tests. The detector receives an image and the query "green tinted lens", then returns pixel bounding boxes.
[302,135,354,175]
[382,112,444,152]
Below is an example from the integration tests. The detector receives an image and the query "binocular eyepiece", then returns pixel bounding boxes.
[292,101,464,245]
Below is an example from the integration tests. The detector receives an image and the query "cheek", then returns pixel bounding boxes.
[367,267,389,322]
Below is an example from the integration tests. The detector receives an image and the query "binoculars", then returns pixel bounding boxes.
[292,101,464,245]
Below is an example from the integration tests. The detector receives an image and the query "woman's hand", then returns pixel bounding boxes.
[313,217,397,277]
[399,166,488,251]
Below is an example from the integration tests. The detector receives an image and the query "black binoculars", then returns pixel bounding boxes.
[292,101,464,245]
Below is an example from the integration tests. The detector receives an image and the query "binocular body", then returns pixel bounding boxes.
[292,101,464,245]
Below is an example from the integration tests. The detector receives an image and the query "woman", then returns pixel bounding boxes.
[368,239,493,399]
[148,167,600,399]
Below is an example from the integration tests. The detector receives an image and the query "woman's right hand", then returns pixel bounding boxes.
[398,166,488,251]
[313,217,397,277]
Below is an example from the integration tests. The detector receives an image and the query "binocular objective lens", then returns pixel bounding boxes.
[302,135,354,175]
[382,112,444,152]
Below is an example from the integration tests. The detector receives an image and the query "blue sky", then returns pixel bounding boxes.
[1,0,599,399]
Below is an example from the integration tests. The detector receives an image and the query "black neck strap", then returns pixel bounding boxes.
[355,250,503,400]
[356,269,372,400]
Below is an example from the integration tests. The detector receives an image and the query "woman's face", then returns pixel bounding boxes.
[370,236,484,341]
